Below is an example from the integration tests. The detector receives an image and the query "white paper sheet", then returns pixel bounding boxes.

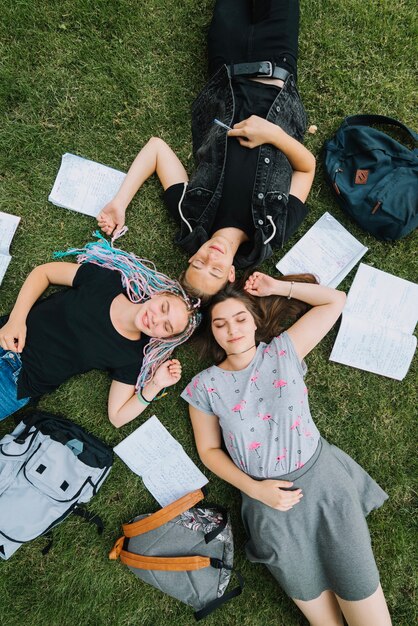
[330,264,418,380]
[114,415,208,507]
[0,212,21,286]
[0,212,20,256]
[48,153,126,217]
[330,315,417,380]
[342,263,418,335]
[276,212,368,287]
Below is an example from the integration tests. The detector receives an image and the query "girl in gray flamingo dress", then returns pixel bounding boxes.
[181,272,392,626]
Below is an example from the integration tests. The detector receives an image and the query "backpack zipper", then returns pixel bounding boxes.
[333,168,343,194]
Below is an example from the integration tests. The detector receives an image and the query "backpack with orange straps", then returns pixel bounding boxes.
[109,488,244,621]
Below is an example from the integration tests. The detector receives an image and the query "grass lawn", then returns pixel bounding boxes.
[0,1,416,625]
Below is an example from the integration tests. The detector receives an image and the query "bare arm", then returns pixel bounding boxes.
[97,138,189,236]
[189,405,303,511]
[0,262,79,352]
[245,272,346,360]
[228,115,316,202]
[107,359,182,427]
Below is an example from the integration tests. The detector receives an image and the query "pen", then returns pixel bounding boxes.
[214,118,232,131]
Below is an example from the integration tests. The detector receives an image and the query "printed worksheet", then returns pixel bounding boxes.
[48,153,126,217]
[114,415,208,506]
[276,212,367,287]
[0,212,21,286]
[330,264,418,380]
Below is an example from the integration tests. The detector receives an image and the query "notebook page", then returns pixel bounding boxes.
[48,153,126,217]
[276,212,367,287]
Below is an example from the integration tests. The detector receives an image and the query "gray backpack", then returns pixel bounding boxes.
[0,411,113,559]
[110,489,244,621]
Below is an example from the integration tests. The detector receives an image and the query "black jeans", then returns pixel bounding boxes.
[208,0,300,79]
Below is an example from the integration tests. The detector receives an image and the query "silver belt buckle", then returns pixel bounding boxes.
[258,61,273,77]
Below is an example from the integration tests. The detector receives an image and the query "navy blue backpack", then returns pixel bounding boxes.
[323,114,418,241]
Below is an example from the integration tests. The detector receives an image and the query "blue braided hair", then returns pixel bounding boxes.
[54,232,201,390]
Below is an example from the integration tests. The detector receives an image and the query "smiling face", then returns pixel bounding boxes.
[135,293,190,338]
[185,236,236,296]
[211,298,257,354]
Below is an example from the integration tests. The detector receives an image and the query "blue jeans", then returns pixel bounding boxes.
[0,347,30,420]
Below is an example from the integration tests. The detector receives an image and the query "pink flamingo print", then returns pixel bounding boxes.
[250,370,260,390]
[231,400,247,420]
[186,385,193,398]
[225,371,237,383]
[227,432,237,450]
[278,349,287,357]
[248,441,262,458]
[290,416,302,435]
[206,386,220,400]
[193,376,201,389]
[259,412,279,430]
[295,461,305,469]
[303,428,313,438]
[275,448,287,471]
[272,378,287,398]
[263,345,275,358]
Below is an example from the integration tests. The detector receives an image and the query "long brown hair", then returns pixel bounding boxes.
[199,273,318,364]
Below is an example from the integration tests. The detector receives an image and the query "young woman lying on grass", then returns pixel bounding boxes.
[97,0,315,298]
[181,273,392,626]
[0,235,200,427]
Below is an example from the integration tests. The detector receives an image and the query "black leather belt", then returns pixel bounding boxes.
[229,61,290,81]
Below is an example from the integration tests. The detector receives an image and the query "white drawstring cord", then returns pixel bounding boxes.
[177,182,192,233]
[263,215,276,245]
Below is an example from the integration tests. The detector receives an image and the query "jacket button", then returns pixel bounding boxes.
[264,157,270,164]
[258,219,263,225]
[196,190,202,196]
[276,106,280,112]
[257,192,264,200]
[277,194,282,200]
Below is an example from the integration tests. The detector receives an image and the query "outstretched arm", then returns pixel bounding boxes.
[245,272,346,360]
[228,115,315,202]
[107,359,182,427]
[97,138,189,236]
[0,262,79,353]
[189,405,303,511]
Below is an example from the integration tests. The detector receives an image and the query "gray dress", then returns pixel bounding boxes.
[182,332,388,601]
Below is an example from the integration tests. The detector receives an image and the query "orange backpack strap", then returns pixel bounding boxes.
[118,550,211,571]
[122,488,205,538]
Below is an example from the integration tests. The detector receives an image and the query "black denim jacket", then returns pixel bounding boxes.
[171,65,307,269]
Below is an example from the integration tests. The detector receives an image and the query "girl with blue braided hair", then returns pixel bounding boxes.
[0,233,201,427]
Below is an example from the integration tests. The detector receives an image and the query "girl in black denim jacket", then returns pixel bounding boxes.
[98,1,315,298]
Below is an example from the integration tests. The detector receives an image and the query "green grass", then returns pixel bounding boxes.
[0,1,417,624]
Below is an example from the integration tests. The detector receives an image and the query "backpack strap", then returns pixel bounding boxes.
[121,488,206,538]
[109,536,211,571]
[194,566,245,621]
[118,550,212,571]
[344,114,418,143]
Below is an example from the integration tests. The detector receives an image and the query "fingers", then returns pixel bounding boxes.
[16,332,26,353]
[0,334,17,352]
[275,487,303,511]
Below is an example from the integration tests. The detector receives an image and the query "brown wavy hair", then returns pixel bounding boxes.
[199,273,318,364]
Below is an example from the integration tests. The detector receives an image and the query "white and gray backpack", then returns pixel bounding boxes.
[0,410,113,559]
[110,488,244,621]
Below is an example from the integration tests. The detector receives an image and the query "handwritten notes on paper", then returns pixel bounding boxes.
[48,153,126,217]
[276,212,368,287]
[330,264,418,380]
[113,415,208,507]
[0,212,20,286]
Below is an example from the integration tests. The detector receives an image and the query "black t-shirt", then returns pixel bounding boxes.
[164,185,306,250]
[164,78,307,251]
[17,264,149,399]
